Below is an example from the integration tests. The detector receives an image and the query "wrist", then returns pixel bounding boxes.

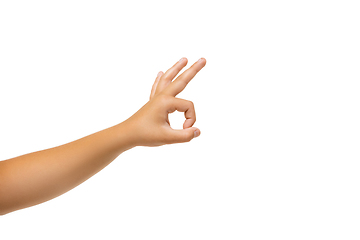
[112,119,139,151]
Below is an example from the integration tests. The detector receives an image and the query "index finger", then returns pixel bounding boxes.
[163,58,206,97]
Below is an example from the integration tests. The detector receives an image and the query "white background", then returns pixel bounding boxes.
[1,0,360,239]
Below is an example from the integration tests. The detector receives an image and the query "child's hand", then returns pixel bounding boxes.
[124,57,206,147]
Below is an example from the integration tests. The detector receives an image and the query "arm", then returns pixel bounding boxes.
[0,57,206,215]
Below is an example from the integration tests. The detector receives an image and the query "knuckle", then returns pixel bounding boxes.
[188,101,196,115]
[163,74,171,81]
[188,100,194,108]
[184,132,193,142]
[176,80,187,90]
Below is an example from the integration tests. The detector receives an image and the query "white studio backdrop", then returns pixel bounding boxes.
[0,0,360,239]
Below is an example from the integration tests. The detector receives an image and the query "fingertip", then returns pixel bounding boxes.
[183,119,195,129]
[178,57,188,65]
[194,128,201,138]
[197,58,206,65]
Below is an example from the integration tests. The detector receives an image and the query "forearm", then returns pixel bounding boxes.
[0,120,135,215]
[0,57,205,215]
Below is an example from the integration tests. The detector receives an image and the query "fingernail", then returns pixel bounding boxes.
[157,71,163,77]
[197,58,203,63]
[194,129,200,138]
[179,57,186,63]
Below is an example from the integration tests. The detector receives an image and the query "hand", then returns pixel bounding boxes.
[124,57,206,147]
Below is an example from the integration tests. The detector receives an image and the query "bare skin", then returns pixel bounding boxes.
[0,57,206,215]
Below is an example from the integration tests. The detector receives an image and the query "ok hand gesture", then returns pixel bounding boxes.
[125,57,206,146]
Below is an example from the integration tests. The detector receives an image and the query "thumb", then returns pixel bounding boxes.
[167,127,201,144]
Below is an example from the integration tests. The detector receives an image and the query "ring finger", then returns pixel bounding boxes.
[155,57,188,95]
